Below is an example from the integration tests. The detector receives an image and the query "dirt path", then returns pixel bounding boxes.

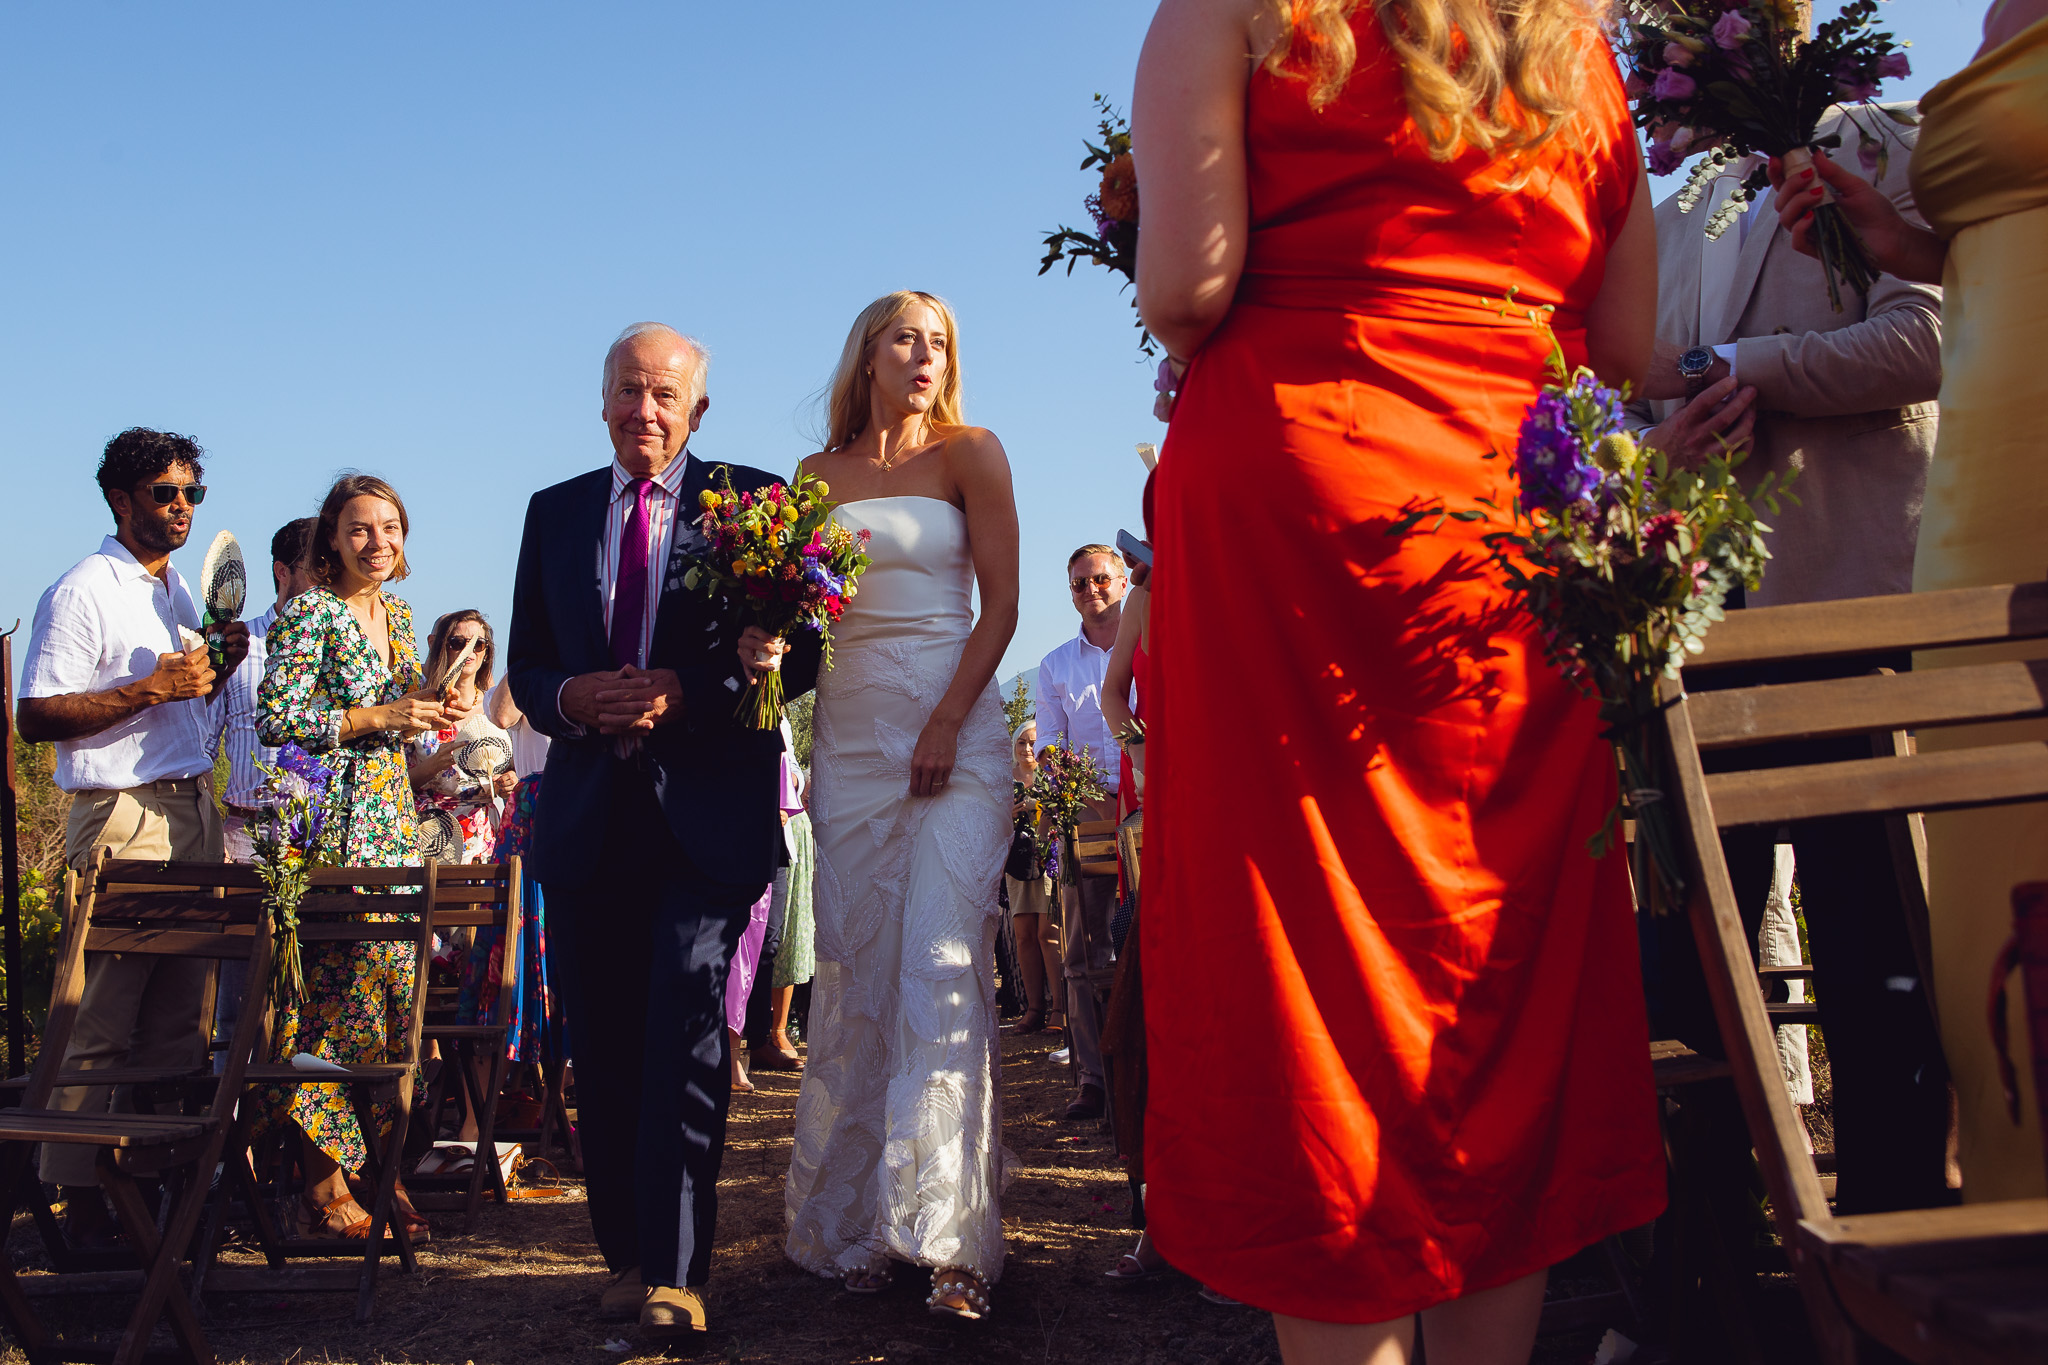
[4,1027,1631,1364]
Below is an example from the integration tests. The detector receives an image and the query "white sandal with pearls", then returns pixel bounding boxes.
[927,1265,990,1320]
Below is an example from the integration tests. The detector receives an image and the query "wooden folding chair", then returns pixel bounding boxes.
[0,848,272,1365]
[413,859,521,1231]
[1660,580,2048,1363]
[205,862,436,1323]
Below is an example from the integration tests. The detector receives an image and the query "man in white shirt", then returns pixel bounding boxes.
[219,517,318,861]
[1034,543,1127,1122]
[16,428,247,1247]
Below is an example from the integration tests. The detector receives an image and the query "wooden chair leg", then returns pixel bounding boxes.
[349,1084,416,1323]
[466,1046,511,1231]
[98,1153,215,1365]
[0,1144,53,1361]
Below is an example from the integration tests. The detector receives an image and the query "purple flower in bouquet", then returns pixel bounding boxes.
[1662,41,1696,67]
[1652,68,1698,101]
[1710,10,1752,48]
[1834,59,1879,101]
[1647,136,1685,175]
[277,743,333,792]
[1877,52,1911,80]
[1515,392,1600,510]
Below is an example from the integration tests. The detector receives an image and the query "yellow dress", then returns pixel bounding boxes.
[1909,14,2048,1202]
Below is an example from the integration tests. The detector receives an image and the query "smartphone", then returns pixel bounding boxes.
[1116,529,1152,568]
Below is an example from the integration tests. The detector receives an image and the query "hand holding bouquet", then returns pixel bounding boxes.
[249,744,336,1005]
[1623,0,1915,310]
[1028,741,1109,883]
[682,469,872,729]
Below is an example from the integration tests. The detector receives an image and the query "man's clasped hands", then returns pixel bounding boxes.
[559,626,788,735]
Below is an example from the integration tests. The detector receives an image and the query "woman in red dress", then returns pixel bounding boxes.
[1134,0,1665,1358]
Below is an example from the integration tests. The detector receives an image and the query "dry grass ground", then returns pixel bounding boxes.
[2,1026,1640,1365]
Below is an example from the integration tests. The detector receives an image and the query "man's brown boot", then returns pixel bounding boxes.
[598,1267,643,1321]
[640,1285,708,1340]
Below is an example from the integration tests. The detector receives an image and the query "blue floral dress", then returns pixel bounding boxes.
[254,587,423,1174]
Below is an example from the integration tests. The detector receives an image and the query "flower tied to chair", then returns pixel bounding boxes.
[250,744,337,1005]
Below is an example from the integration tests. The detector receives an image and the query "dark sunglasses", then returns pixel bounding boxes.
[1069,572,1121,592]
[143,482,207,506]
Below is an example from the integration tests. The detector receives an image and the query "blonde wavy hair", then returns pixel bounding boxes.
[823,291,965,452]
[1263,0,1604,161]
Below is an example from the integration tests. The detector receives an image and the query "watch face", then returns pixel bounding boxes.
[1679,346,1714,377]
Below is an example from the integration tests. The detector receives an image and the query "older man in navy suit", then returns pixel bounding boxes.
[508,323,818,1341]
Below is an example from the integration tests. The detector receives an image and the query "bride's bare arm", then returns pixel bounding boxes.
[906,429,1020,799]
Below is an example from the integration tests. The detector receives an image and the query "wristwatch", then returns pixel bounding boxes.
[1678,346,1716,400]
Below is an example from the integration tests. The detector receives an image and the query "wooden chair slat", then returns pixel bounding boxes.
[1703,741,2048,827]
[89,892,265,924]
[297,922,429,943]
[429,909,501,928]
[304,866,427,888]
[1075,819,1119,837]
[1800,1200,2048,1261]
[1685,580,2048,672]
[1688,659,2048,750]
[85,928,256,959]
[0,1067,213,1092]
[295,891,429,916]
[0,1113,212,1146]
[423,884,509,903]
[100,859,266,889]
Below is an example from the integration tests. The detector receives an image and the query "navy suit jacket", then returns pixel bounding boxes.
[506,453,821,889]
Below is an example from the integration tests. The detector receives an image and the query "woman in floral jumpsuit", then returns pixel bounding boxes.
[256,474,468,1240]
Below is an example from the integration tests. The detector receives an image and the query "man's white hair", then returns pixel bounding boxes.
[602,322,710,409]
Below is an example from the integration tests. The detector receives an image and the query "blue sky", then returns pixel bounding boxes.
[0,0,1989,693]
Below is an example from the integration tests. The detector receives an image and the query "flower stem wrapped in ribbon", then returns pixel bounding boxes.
[682,469,873,730]
[1028,741,1109,883]
[248,744,336,1005]
[1623,0,1915,310]
[1390,314,1794,914]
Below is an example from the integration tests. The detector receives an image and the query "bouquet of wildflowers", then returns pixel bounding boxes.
[1392,319,1791,913]
[1038,96,1153,356]
[1622,0,1915,310]
[1028,741,1109,882]
[249,744,335,1005]
[682,469,872,730]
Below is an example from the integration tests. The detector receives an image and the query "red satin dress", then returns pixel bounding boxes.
[1143,25,1667,1322]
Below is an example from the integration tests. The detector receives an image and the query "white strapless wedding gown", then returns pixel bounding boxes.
[783,496,1014,1283]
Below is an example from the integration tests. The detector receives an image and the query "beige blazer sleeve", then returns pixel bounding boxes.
[1734,110,1943,418]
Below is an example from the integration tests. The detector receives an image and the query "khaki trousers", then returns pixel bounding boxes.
[42,777,222,1186]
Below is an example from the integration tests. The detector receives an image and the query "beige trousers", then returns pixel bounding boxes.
[42,777,222,1186]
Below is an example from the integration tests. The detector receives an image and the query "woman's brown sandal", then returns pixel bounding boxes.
[297,1192,373,1241]
[1015,1006,1047,1036]
[927,1266,990,1320]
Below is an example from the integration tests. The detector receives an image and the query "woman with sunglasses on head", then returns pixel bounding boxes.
[407,609,516,865]
[255,472,471,1244]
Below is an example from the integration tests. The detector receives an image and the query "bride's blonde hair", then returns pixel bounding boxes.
[1263,0,1603,161]
[823,291,965,453]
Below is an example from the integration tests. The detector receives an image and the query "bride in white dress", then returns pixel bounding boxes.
[783,291,1020,1319]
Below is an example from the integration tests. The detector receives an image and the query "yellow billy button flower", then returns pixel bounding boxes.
[782,505,799,523]
[812,480,829,498]
[699,490,721,510]
[1592,431,1636,474]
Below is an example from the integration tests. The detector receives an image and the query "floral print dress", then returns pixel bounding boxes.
[254,586,423,1174]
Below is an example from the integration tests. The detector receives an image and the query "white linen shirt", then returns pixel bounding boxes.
[1035,626,1127,795]
[21,536,224,792]
[219,602,280,808]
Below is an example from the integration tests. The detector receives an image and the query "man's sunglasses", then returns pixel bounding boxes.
[143,482,207,506]
[1069,572,1122,592]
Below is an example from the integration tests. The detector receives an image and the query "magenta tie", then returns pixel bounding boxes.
[610,479,653,669]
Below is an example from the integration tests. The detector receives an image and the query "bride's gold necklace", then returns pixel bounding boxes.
[873,420,928,472]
